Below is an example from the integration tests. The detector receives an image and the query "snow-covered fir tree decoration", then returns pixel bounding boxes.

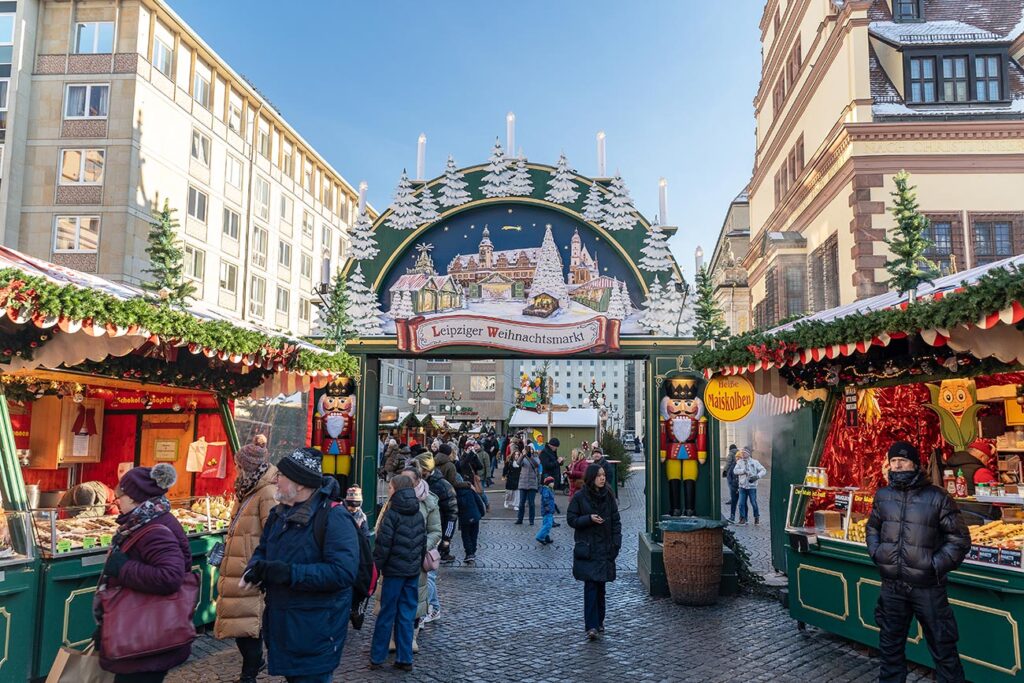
[528,225,570,309]
[581,180,606,224]
[664,272,695,337]
[386,170,421,231]
[481,139,513,198]
[639,276,666,332]
[508,156,534,196]
[347,208,378,261]
[603,174,636,231]
[438,155,471,207]
[618,280,635,317]
[390,289,415,320]
[606,279,628,320]
[545,153,580,204]
[638,223,674,272]
[346,264,384,336]
[418,184,440,224]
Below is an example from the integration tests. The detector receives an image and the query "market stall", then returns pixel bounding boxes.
[0,247,353,680]
[698,256,1024,682]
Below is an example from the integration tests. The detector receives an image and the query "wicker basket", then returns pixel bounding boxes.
[662,527,724,606]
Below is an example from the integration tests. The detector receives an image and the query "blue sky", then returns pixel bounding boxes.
[171,0,763,278]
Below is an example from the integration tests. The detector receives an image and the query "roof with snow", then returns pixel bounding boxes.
[869,0,1024,38]
[571,276,621,294]
[509,407,600,428]
[869,20,1001,45]
[449,248,539,271]
[389,272,460,292]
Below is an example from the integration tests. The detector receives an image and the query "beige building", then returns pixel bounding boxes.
[747,0,1024,328]
[1,0,373,335]
[707,186,751,337]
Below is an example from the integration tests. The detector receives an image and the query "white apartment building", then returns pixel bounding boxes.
[519,359,633,436]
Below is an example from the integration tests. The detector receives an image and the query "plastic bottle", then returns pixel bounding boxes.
[943,469,956,496]
[954,468,967,498]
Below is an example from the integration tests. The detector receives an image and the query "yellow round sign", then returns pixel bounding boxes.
[703,375,756,422]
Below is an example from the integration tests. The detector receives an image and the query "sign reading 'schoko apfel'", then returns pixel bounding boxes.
[398,314,618,354]
[703,375,756,422]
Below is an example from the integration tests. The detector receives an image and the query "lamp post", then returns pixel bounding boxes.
[584,378,607,409]
[407,376,431,440]
[441,388,463,432]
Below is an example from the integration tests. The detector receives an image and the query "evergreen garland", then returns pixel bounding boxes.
[141,200,197,307]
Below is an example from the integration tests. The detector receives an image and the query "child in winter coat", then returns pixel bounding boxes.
[536,476,560,545]
[370,475,426,671]
[345,486,372,629]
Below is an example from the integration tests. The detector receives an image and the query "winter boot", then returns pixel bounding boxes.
[668,480,682,517]
[683,480,697,516]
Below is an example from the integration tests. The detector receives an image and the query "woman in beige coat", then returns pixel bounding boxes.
[214,436,277,683]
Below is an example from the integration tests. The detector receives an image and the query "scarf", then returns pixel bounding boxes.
[889,470,923,490]
[235,460,270,498]
[112,495,170,550]
[414,478,430,502]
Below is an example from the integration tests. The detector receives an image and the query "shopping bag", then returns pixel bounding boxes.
[46,644,114,683]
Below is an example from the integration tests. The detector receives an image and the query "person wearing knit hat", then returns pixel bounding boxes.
[434,443,459,488]
[867,440,970,682]
[275,447,325,499]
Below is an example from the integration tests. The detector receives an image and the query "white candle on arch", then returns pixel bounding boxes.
[416,133,426,180]
[658,177,668,226]
[596,131,606,177]
[358,181,368,214]
[507,112,516,156]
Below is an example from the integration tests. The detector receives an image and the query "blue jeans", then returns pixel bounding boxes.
[738,487,759,521]
[370,575,418,665]
[536,513,553,542]
[460,520,479,556]
[583,580,606,631]
[284,675,332,683]
[516,488,537,523]
[426,568,439,610]
[727,482,739,519]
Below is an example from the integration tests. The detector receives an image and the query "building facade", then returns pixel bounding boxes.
[707,186,752,337]
[747,0,1024,329]
[1,0,372,336]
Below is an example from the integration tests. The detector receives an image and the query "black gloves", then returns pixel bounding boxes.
[104,550,129,577]
[246,560,291,586]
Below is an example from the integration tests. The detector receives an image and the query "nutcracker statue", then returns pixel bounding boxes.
[313,377,357,492]
[659,377,707,517]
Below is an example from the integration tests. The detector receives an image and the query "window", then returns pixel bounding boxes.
[184,245,204,281]
[300,252,313,279]
[975,56,1001,101]
[219,261,238,294]
[772,78,786,114]
[59,149,104,185]
[252,226,268,268]
[973,220,1014,265]
[304,160,314,193]
[225,155,243,190]
[280,195,293,224]
[321,225,332,253]
[386,368,394,386]
[299,298,311,323]
[254,176,270,221]
[302,211,314,239]
[53,216,100,252]
[193,62,211,109]
[0,79,8,135]
[941,57,968,102]
[65,84,109,118]
[187,186,208,222]
[275,286,289,314]
[152,23,173,77]
[222,207,240,241]
[322,182,333,209]
[74,22,114,54]
[894,0,921,21]
[228,94,242,133]
[249,275,266,317]
[257,119,270,159]
[923,220,953,273]
[427,375,451,391]
[0,14,13,46]
[278,240,292,269]
[282,142,294,177]
[764,267,779,327]
[908,57,936,103]
[337,236,348,263]
[470,375,496,392]
[190,130,211,166]
[808,236,839,312]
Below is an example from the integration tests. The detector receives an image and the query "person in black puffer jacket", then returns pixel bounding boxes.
[866,441,970,683]
[370,475,425,670]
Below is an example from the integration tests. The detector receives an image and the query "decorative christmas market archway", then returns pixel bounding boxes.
[336,146,718,594]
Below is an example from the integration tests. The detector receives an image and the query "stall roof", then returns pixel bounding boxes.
[509,408,600,428]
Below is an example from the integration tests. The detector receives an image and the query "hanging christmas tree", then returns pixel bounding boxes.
[317,270,355,345]
[386,169,421,231]
[638,224,674,272]
[438,155,471,207]
[418,184,440,224]
[606,279,628,319]
[693,264,730,344]
[545,153,580,204]
[346,264,384,336]
[390,289,415,320]
[481,139,512,198]
[347,207,379,261]
[508,156,534,196]
[581,180,606,224]
[884,170,938,298]
[527,225,570,309]
[603,174,636,231]
[141,200,196,308]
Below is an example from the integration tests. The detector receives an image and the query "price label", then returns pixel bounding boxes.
[56,539,73,554]
[834,494,851,512]
[999,548,1022,568]
[215,520,227,530]
[854,493,875,504]
[99,534,113,547]
[81,537,97,550]
[976,546,1001,565]
[794,487,829,499]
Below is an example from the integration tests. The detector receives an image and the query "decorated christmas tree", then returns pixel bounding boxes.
[418,184,440,224]
[884,170,938,298]
[606,279,628,320]
[693,264,730,344]
[481,139,512,198]
[346,264,384,336]
[581,180,606,224]
[528,225,570,309]
[142,199,196,307]
[347,207,379,261]
[603,174,636,231]
[317,270,355,345]
[638,224,674,272]
[390,289,415,320]
[508,156,534,196]
[545,153,580,204]
[386,169,421,231]
[438,155,471,207]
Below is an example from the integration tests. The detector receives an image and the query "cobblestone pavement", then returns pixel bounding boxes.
[720,475,779,580]
[169,462,931,683]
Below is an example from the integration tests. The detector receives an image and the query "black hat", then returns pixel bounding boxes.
[549,438,560,447]
[438,443,453,456]
[887,441,920,468]
[277,448,324,488]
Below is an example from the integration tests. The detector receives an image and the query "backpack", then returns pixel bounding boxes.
[313,500,377,598]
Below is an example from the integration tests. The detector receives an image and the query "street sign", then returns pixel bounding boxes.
[550,404,570,412]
